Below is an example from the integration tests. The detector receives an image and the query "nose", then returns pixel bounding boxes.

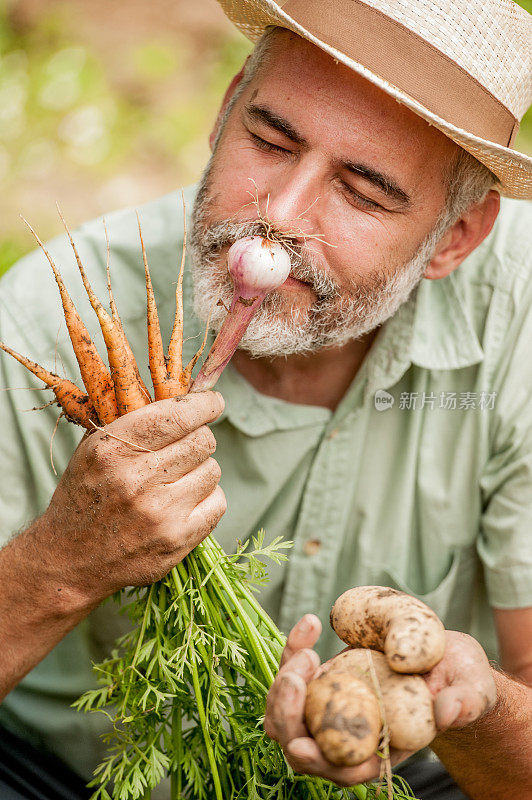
[260,161,322,239]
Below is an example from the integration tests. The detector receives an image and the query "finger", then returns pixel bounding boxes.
[286,738,382,786]
[266,673,309,747]
[105,392,224,450]
[177,458,222,508]
[278,648,321,682]
[142,426,217,485]
[433,685,494,731]
[186,485,227,541]
[281,614,322,667]
[265,650,320,742]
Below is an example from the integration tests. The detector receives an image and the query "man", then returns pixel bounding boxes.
[0,0,531,798]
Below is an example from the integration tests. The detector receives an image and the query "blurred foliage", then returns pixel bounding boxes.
[0,0,531,276]
[0,0,250,274]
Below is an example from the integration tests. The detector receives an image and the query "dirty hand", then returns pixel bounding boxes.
[264,616,496,787]
[39,391,226,605]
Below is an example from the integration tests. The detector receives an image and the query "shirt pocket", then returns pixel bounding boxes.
[358,545,480,632]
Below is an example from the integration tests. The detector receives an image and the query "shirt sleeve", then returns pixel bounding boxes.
[479,269,532,609]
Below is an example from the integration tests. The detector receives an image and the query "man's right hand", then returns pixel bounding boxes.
[0,390,226,700]
[38,390,226,607]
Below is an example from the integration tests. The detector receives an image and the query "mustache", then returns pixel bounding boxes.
[198,219,340,300]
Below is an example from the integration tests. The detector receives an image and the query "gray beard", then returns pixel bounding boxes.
[189,163,438,359]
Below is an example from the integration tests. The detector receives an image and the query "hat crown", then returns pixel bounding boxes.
[353,0,531,119]
[219,0,532,198]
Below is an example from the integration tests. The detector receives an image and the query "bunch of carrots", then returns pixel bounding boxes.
[0,208,417,800]
[0,209,208,427]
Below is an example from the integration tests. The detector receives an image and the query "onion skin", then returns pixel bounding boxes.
[192,237,290,392]
[227,236,292,297]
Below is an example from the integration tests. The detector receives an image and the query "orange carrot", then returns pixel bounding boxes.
[3,199,256,433]
[103,221,152,404]
[138,211,190,399]
[21,215,119,425]
[137,214,168,400]
[0,342,96,428]
[57,211,150,415]
[166,202,186,385]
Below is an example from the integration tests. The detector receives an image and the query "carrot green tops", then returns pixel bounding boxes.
[1,185,531,786]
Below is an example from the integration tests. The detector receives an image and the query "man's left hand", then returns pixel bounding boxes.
[264,615,497,786]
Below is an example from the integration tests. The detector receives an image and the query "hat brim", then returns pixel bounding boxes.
[218,0,532,200]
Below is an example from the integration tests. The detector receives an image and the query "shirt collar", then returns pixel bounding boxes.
[361,270,484,406]
[213,365,331,437]
[409,272,484,370]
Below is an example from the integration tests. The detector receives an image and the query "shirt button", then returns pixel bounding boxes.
[303,538,322,556]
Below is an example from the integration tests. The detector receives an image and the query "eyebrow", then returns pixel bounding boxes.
[245,103,307,146]
[343,161,412,208]
[244,102,412,208]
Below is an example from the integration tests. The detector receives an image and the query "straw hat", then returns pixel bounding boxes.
[216,0,532,199]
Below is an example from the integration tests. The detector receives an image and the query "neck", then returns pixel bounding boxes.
[231,331,378,411]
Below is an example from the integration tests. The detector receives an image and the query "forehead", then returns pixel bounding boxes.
[249,30,458,187]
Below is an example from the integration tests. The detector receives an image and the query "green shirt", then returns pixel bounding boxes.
[1,185,532,782]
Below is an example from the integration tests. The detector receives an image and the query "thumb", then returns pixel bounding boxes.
[433,687,463,730]
[433,684,495,731]
[281,614,322,666]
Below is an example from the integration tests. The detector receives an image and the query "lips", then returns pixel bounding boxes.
[283,275,311,289]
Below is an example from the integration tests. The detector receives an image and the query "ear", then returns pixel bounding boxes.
[425,190,500,280]
[209,58,249,151]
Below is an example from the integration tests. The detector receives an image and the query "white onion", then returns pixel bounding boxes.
[228,236,291,299]
[192,236,291,392]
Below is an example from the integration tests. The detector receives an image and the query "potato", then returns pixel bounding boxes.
[330,585,446,673]
[328,649,437,751]
[304,670,381,766]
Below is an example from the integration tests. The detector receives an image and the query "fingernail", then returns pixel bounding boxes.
[289,739,314,760]
[298,616,311,634]
[437,698,462,730]
[448,699,462,725]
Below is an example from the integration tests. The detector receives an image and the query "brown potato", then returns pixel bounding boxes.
[328,649,437,751]
[330,586,446,673]
[304,670,381,766]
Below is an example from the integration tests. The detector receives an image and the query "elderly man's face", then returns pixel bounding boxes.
[191,31,459,357]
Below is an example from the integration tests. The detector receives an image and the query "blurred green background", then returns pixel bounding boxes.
[0,0,251,274]
[1,0,531,276]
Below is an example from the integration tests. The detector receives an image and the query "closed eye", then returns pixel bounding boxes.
[249,131,291,155]
[250,129,384,211]
[341,181,383,212]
